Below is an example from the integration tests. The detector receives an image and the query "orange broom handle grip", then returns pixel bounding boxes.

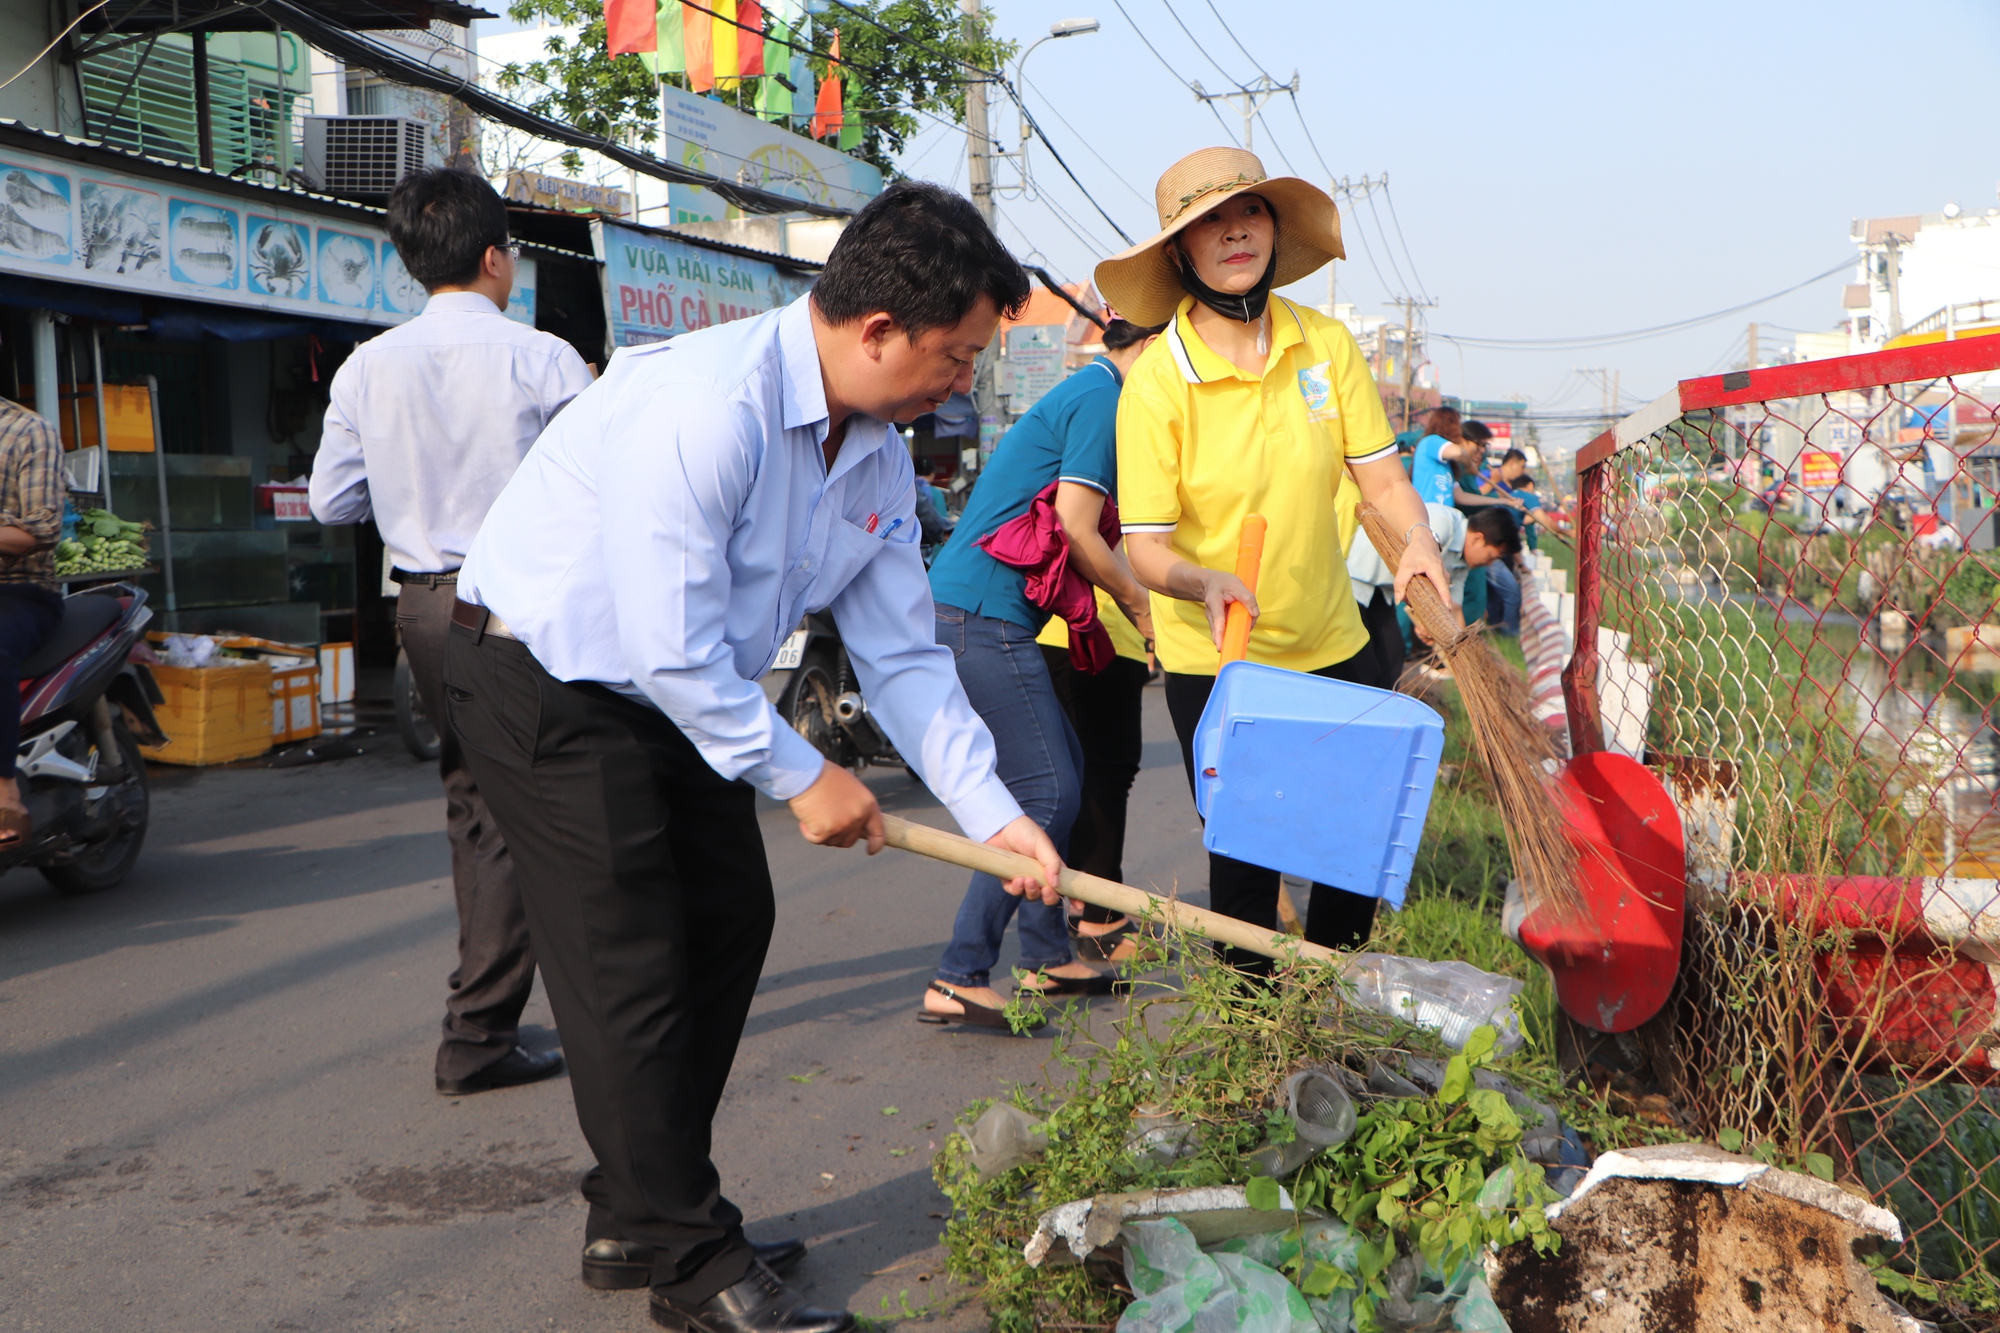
[1220,514,1266,664]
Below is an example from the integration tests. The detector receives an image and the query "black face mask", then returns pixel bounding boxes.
[1176,249,1277,324]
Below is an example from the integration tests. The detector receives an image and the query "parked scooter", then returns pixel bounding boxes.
[12,582,164,894]
[771,612,905,771]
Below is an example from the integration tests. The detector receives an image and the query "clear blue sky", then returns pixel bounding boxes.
[894,0,1999,451]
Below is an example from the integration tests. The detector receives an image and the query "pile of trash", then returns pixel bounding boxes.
[979,1042,1590,1333]
[934,943,1598,1333]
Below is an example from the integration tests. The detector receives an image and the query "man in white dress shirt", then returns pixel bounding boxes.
[310,168,592,1097]
[445,183,1062,1333]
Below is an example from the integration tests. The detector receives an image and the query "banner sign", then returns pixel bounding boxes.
[1800,449,1844,489]
[658,84,882,224]
[505,169,632,218]
[594,219,814,348]
[1004,325,1065,414]
[0,145,408,327]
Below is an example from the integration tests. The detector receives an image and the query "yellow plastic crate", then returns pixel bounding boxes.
[143,661,273,766]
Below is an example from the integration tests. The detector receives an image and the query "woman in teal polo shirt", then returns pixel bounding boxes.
[920,319,1160,1028]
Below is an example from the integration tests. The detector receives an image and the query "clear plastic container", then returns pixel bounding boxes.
[1342,953,1526,1052]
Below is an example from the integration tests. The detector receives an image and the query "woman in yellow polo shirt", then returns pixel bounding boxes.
[1096,147,1449,968]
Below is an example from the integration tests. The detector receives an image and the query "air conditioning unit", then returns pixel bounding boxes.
[300,116,429,198]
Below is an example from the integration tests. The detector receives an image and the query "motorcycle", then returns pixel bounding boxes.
[13,581,164,894]
[770,612,905,771]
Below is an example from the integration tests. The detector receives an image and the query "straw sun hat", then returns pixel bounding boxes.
[1093,147,1344,327]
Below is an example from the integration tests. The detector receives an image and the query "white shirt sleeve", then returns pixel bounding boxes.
[830,461,1024,843]
[308,361,373,525]
[542,341,596,423]
[597,384,829,801]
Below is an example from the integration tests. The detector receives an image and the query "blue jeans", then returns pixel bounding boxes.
[1485,560,1521,636]
[933,605,1083,988]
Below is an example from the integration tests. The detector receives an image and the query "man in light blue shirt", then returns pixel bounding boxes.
[444,184,1059,1333]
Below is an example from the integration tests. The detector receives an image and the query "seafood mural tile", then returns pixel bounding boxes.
[79,180,162,278]
[379,242,423,315]
[168,199,240,289]
[0,162,73,264]
[246,216,310,299]
[317,229,376,309]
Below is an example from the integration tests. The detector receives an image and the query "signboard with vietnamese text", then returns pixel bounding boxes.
[593,218,815,348]
[505,169,631,217]
[1004,325,1066,414]
[1800,450,1844,490]
[0,144,406,327]
[658,84,882,224]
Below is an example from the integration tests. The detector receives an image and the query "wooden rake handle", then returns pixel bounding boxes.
[881,814,1337,965]
[1219,514,1267,663]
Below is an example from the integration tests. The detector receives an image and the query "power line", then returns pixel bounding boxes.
[1196,0,1273,82]
[1380,183,1431,303]
[1284,91,1333,172]
[1018,71,1152,209]
[1432,258,1853,350]
[1108,0,1240,144]
[991,80,1135,245]
[1156,0,1240,86]
[1362,191,1414,301]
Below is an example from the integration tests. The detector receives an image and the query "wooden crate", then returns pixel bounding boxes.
[269,662,321,743]
[143,662,273,766]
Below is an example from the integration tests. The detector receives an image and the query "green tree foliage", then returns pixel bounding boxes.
[496,0,1012,178]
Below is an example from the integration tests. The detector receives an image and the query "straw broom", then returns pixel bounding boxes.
[1358,504,1592,928]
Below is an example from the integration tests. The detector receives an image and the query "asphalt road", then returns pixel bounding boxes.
[0,685,1208,1333]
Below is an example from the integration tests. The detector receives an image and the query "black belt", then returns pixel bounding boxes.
[391,568,458,587]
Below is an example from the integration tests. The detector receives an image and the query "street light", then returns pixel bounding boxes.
[1008,18,1099,190]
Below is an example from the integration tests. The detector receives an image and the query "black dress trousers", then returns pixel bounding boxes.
[442,622,772,1303]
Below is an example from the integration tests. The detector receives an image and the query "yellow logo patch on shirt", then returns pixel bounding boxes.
[1297,361,1339,423]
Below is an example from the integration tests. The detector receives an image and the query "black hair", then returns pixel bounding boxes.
[813,181,1030,337]
[1515,473,1539,488]
[1102,318,1165,352]
[1461,418,1493,443]
[1466,505,1523,563]
[385,168,511,291]
[1502,447,1528,466]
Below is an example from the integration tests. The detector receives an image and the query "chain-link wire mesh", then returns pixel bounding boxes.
[1571,344,2000,1306]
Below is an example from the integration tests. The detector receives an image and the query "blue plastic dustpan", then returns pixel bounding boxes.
[1193,661,1445,908]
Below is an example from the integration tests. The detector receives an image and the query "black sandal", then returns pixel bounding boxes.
[1016,971,1116,999]
[1071,916,1141,963]
[916,981,1045,1031]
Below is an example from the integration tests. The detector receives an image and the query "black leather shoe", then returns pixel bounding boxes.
[434,1045,564,1096]
[649,1262,853,1333]
[583,1238,806,1291]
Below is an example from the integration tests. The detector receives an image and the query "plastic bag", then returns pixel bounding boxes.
[1217,1220,1365,1333]
[160,633,221,669]
[1119,1219,1320,1333]
[1342,954,1526,1052]
[964,1103,1047,1176]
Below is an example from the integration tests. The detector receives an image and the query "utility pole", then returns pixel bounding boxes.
[1192,72,1298,153]
[1388,295,1437,432]
[960,0,1000,476]
[1746,322,1758,373]
[1881,233,1907,340]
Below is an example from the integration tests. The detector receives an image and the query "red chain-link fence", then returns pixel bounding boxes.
[1563,334,2000,1310]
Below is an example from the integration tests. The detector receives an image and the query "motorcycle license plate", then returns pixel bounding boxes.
[772,630,808,671]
